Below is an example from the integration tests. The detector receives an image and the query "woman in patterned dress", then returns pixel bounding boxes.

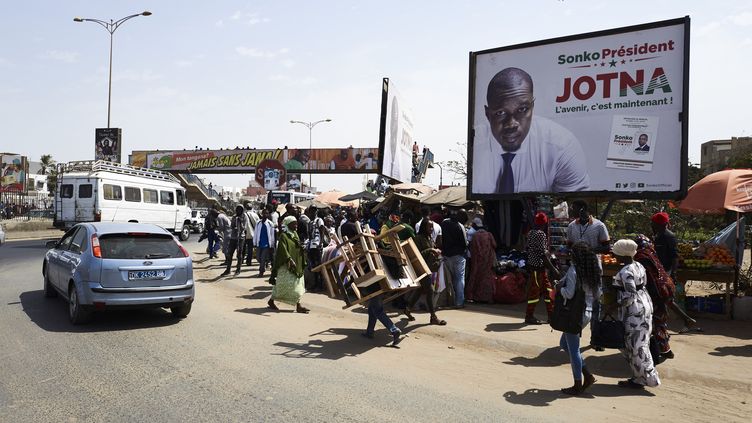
[267,216,310,313]
[467,218,497,303]
[608,239,660,389]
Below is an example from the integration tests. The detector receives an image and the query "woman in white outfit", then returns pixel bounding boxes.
[608,239,660,389]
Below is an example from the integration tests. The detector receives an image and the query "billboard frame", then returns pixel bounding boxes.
[466,16,690,201]
[377,78,389,177]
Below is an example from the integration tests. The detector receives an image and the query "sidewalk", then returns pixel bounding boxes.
[194,248,752,392]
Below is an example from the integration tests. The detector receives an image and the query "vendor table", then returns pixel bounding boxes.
[601,265,735,320]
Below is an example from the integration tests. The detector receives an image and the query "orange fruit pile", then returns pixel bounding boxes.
[704,245,735,266]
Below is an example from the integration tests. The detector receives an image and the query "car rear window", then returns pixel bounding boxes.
[99,233,183,259]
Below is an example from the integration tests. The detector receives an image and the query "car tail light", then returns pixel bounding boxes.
[94,210,102,222]
[177,242,190,257]
[91,234,102,258]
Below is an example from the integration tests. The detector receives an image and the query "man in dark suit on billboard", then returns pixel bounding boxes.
[634,134,650,151]
[473,67,590,194]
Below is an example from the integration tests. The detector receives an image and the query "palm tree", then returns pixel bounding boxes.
[39,154,57,197]
[39,154,55,175]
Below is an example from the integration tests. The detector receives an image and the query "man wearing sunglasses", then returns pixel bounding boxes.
[473,67,590,194]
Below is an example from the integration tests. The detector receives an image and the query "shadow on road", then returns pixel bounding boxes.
[272,328,398,360]
[235,307,295,316]
[709,344,752,357]
[19,290,182,333]
[503,388,566,407]
[504,346,570,368]
[504,346,630,380]
[485,322,535,332]
[237,292,270,300]
[503,382,654,406]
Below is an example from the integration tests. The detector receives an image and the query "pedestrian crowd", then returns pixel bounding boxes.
[198,198,694,396]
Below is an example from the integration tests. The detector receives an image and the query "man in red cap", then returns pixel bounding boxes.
[651,212,677,277]
[524,211,562,324]
[651,211,699,333]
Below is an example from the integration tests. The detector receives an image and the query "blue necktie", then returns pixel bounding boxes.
[497,153,515,193]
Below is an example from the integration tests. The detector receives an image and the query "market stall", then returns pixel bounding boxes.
[675,169,751,319]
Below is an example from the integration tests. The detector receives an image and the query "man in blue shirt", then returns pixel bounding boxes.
[254,209,276,278]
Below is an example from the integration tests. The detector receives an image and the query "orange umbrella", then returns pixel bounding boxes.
[678,169,752,215]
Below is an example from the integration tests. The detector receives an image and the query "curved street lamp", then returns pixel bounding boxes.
[290,118,332,189]
[74,11,152,128]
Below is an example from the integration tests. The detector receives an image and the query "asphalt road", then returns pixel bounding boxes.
[0,238,536,423]
[3,238,749,422]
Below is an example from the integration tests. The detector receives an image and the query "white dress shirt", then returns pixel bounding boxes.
[472,116,590,194]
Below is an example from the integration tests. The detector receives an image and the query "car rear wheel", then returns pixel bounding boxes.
[171,302,192,318]
[44,270,57,298]
[68,284,91,325]
[179,225,191,241]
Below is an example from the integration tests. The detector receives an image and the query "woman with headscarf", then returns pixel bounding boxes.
[607,239,660,389]
[557,242,601,395]
[633,234,675,362]
[466,217,497,303]
[268,216,310,313]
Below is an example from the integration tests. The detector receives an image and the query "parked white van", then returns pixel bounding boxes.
[53,161,193,240]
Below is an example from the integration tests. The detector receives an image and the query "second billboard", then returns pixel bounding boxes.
[468,17,689,199]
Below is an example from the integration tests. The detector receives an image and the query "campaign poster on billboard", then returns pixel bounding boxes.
[468,17,689,199]
[132,147,380,174]
[378,78,416,183]
[0,154,27,192]
[95,128,122,163]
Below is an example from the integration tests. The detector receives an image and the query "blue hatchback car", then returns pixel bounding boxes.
[43,222,194,324]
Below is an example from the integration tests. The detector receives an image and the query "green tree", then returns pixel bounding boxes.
[39,154,58,197]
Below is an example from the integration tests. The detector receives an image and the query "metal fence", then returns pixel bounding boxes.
[0,190,54,220]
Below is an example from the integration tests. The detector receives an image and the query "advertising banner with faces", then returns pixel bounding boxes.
[468,18,688,199]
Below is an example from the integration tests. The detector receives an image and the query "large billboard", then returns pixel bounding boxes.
[468,17,689,199]
[95,128,122,163]
[1,154,28,192]
[378,78,416,183]
[130,147,380,174]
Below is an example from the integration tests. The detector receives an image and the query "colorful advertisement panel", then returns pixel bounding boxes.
[378,78,416,183]
[95,128,122,163]
[468,17,689,199]
[0,154,28,192]
[130,147,380,174]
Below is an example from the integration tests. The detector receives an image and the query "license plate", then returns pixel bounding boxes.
[128,270,167,280]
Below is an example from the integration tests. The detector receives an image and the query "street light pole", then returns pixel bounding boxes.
[290,118,332,190]
[434,162,444,188]
[74,11,152,128]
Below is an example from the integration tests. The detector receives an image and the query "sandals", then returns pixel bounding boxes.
[430,317,447,326]
[296,305,310,314]
[403,309,416,321]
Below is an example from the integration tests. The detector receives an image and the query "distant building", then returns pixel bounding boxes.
[700,136,752,175]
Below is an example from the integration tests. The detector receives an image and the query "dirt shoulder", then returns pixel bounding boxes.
[2,219,62,240]
[190,247,752,394]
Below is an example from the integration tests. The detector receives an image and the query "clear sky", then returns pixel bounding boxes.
[1,1,750,193]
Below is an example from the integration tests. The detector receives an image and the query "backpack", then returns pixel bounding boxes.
[550,267,586,335]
